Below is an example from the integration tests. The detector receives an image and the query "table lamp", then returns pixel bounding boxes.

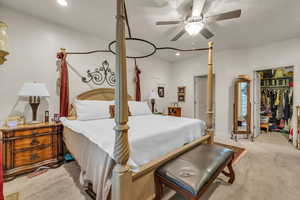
[149,90,159,113]
[18,82,50,123]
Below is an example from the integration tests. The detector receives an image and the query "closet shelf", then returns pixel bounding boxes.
[261,77,292,80]
[261,85,290,88]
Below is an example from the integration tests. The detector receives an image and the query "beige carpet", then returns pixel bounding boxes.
[4,162,92,200]
[4,132,300,200]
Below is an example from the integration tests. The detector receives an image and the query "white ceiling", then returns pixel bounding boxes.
[1,0,300,62]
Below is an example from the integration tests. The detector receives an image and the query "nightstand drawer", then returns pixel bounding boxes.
[14,135,52,150]
[15,127,52,137]
[14,146,53,168]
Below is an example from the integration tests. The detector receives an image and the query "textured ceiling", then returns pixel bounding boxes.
[1,0,300,62]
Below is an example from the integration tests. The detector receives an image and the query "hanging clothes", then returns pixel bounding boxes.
[274,89,280,106]
[276,90,284,120]
[289,90,293,123]
[283,90,291,122]
[270,90,278,120]
[261,90,267,105]
[259,66,294,132]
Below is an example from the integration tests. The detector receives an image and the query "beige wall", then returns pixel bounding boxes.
[0,7,172,123]
[1,6,300,145]
[171,38,300,144]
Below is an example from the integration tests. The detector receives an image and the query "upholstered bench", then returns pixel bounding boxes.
[155,144,235,200]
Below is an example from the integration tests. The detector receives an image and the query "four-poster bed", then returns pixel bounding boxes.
[56,0,214,199]
[61,87,208,200]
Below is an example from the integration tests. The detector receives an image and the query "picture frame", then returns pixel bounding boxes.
[157,86,164,98]
[178,95,185,102]
[177,86,186,102]
[53,113,60,123]
[178,86,185,94]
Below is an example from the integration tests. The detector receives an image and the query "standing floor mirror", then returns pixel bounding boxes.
[232,75,252,141]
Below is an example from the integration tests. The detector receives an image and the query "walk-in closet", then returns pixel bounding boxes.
[257,66,294,141]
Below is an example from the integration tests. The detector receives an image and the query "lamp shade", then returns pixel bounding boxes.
[149,90,159,100]
[18,82,50,97]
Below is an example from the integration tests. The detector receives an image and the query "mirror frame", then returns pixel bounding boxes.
[233,78,251,135]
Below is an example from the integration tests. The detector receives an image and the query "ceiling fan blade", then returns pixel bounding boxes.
[200,27,214,39]
[156,20,182,25]
[153,0,169,7]
[192,0,206,17]
[200,0,212,16]
[171,28,186,41]
[207,9,242,21]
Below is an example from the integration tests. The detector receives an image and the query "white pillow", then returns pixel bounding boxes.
[128,101,152,116]
[74,100,113,121]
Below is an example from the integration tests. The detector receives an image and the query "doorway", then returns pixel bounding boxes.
[194,75,215,127]
[253,66,294,142]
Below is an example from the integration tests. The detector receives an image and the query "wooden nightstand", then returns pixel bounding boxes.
[1,122,64,181]
[168,107,181,117]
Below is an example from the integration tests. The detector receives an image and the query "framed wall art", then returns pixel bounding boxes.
[178,86,185,94]
[178,94,185,102]
[177,86,186,102]
[158,86,164,98]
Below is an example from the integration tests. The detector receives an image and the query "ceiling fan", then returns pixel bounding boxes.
[155,0,242,41]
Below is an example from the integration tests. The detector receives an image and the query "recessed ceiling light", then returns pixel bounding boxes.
[57,0,68,7]
[176,52,180,56]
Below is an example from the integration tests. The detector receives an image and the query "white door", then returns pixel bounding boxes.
[253,72,261,138]
[194,76,215,127]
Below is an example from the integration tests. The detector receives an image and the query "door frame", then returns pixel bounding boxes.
[252,65,294,140]
[252,71,261,139]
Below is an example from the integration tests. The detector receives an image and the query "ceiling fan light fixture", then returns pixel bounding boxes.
[185,22,203,36]
[57,0,68,7]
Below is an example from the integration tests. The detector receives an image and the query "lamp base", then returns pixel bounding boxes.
[151,99,155,113]
[29,96,40,122]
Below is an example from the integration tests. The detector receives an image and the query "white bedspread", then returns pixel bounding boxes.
[61,114,206,170]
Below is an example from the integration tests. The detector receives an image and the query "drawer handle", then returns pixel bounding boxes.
[32,131,49,135]
[30,138,40,146]
[30,153,40,161]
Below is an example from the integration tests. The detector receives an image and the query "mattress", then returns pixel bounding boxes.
[61,114,206,170]
[61,114,206,200]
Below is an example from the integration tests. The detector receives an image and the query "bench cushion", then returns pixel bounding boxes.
[156,144,234,196]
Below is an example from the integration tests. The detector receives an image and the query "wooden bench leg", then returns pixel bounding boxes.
[155,174,163,200]
[227,159,235,184]
[221,158,235,184]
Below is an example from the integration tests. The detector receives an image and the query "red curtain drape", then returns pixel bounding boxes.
[135,65,141,101]
[0,141,3,200]
[57,52,69,117]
